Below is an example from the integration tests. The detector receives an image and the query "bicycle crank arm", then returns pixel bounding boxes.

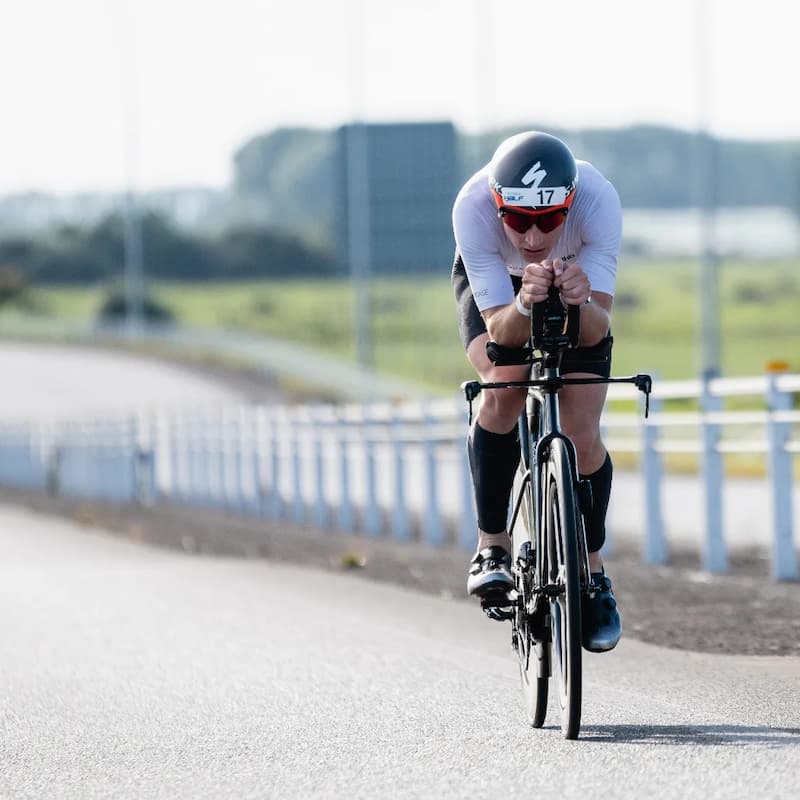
[533,584,565,598]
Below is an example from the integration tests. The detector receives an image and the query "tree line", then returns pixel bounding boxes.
[232,123,800,244]
[0,213,338,285]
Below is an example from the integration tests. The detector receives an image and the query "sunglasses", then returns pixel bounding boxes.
[499,207,568,234]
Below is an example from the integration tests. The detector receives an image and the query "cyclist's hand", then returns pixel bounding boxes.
[553,261,591,306]
[521,262,555,306]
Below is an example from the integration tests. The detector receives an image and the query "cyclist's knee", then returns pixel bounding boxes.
[563,424,605,470]
[477,384,526,432]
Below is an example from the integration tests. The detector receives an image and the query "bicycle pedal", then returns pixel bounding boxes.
[480,590,515,621]
[483,605,515,622]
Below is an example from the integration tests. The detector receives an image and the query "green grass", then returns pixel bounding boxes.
[12,256,800,397]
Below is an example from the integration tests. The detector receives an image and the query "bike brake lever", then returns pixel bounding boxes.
[634,374,653,418]
[461,380,482,424]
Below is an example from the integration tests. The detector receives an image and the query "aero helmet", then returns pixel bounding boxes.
[488,131,578,214]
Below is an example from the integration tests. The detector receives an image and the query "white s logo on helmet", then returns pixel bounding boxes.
[521,161,547,189]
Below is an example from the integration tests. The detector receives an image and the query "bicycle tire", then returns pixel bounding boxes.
[511,466,549,727]
[545,437,582,739]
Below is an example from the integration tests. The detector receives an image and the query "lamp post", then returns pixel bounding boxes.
[695,0,720,379]
[346,0,372,371]
[117,0,145,337]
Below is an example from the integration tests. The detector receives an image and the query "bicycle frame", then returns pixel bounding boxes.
[515,361,593,606]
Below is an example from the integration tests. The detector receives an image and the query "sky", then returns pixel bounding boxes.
[1,0,797,195]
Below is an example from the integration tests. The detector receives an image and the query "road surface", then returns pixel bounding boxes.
[0,506,797,799]
[0,342,248,419]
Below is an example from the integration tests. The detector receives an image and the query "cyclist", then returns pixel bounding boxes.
[452,131,621,652]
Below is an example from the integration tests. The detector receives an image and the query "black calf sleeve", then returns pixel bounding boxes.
[580,453,613,552]
[467,422,520,533]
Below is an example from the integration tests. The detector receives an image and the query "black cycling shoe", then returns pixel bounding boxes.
[581,572,622,653]
[467,546,514,598]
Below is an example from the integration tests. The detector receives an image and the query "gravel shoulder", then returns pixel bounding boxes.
[2,486,797,657]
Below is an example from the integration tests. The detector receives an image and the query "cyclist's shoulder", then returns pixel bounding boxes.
[453,165,499,232]
[454,165,491,208]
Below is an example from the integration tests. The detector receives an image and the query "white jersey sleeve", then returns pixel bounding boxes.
[452,168,517,312]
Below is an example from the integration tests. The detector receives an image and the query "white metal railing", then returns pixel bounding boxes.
[0,373,797,580]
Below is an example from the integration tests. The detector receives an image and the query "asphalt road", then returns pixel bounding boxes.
[0,342,248,419]
[1,505,798,800]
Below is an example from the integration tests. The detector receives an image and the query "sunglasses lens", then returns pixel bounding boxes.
[501,208,567,234]
[502,212,534,234]
[535,210,566,233]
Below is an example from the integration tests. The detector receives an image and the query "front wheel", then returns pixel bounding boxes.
[545,439,583,739]
[511,468,549,727]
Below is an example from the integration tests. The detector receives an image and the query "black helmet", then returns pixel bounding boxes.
[488,131,578,212]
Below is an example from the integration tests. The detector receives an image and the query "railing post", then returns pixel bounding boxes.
[641,392,667,564]
[168,413,181,502]
[230,408,245,515]
[185,415,197,503]
[423,410,444,547]
[766,371,798,580]
[135,412,158,507]
[290,410,305,524]
[313,406,328,530]
[194,413,208,506]
[337,409,353,532]
[363,405,381,537]
[701,375,727,573]
[392,410,410,541]
[202,411,216,507]
[253,407,267,517]
[214,410,227,509]
[239,407,256,516]
[460,408,477,551]
[269,410,283,519]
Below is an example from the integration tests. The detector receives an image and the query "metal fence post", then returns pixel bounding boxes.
[423,411,444,546]
[269,411,283,519]
[766,371,798,580]
[252,407,267,517]
[229,408,244,514]
[185,415,197,503]
[202,411,216,507]
[214,410,227,509]
[641,392,667,564]
[363,405,380,537]
[392,410,410,541]
[701,375,727,573]
[313,406,328,530]
[460,408,477,551]
[290,410,305,524]
[338,410,353,532]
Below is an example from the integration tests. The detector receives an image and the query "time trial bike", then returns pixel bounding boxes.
[461,288,652,739]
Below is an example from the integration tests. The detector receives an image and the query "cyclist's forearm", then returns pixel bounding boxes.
[578,300,611,346]
[484,302,531,347]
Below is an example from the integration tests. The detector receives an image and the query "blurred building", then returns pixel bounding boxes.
[333,122,458,274]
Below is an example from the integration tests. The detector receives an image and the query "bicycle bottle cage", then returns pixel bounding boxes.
[531,286,581,355]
